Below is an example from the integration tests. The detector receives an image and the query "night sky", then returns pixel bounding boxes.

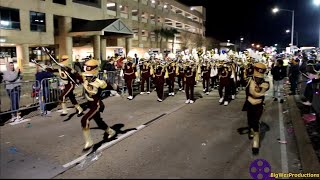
[178,0,320,48]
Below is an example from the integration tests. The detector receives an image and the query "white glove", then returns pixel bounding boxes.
[260,82,269,89]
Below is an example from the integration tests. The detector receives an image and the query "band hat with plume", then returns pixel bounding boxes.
[144,52,151,60]
[182,55,188,61]
[227,50,234,56]
[219,54,227,61]
[158,53,164,60]
[213,53,220,60]
[253,62,267,78]
[167,53,175,60]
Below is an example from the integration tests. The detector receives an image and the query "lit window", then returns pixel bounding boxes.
[0,7,20,30]
[30,11,46,32]
[106,2,116,11]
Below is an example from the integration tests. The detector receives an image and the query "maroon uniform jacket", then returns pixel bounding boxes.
[123,62,136,80]
[155,66,165,83]
[140,64,151,78]
[185,66,196,85]
[201,65,211,79]
[167,66,176,80]
[219,66,230,86]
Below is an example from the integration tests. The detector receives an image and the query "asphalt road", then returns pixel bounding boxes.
[0,79,302,179]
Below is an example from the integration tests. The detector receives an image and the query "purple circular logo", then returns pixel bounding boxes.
[249,159,272,180]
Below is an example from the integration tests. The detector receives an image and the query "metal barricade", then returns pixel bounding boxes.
[98,71,125,94]
[0,80,40,117]
[39,77,62,113]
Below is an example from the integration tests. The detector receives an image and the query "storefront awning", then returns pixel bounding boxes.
[69,19,134,37]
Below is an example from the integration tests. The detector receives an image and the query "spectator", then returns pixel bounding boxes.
[0,71,3,83]
[302,60,318,106]
[271,59,286,103]
[134,53,139,65]
[106,60,116,71]
[288,58,300,95]
[35,65,54,116]
[2,62,22,122]
[299,53,308,74]
[74,59,83,72]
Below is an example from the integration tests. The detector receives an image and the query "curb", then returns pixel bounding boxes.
[287,96,320,173]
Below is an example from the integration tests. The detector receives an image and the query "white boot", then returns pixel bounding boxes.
[61,103,68,116]
[189,100,194,104]
[185,99,190,104]
[106,127,116,139]
[232,95,235,100]
[82,128,93,150]
[75,104,83,117]
[219,98,224,103]
[224,101,229,106]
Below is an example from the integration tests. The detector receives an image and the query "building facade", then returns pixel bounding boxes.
[0,0,206,70]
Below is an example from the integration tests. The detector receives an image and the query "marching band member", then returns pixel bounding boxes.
[201,61,211,95]
[177,60,186,92]
[123,57,136,100]
[154,62,165,102]
[140,59,151,95]
[239,64,247,90]
[46,55,84,116]
[218,63,231,106]
[81,59,116,151]
[230,62,237,100]
[167,61,176,96]
[210,62,218,89]
[246,63,254,80]
[185,62,196,104]
[242,62,269,155]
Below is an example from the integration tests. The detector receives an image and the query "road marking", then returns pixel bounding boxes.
[56,108,73,113]
[143,113,166,126]
[62,124,146,168]
[279,101,289,173]
[62,104,187,169]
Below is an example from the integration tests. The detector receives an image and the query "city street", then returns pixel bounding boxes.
[0,79,303,179]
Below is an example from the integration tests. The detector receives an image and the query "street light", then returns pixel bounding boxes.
[272,7,295,49]
[286,29,290,33]
[239,37,244,51]
[275,44,278,47]
[256,45,260,48]
[251,43,255,46]
[272,7,279,13]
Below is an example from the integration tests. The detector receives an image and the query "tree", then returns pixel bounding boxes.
[153,28,165,53]
[180,32,195,50]
[205,37,220,50]
[154,28,179,53]
[168,28,179,53]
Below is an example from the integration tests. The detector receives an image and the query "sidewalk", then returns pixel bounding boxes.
[285,80,320,173]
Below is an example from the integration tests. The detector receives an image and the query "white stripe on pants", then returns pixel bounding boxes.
[273,79,284,99]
